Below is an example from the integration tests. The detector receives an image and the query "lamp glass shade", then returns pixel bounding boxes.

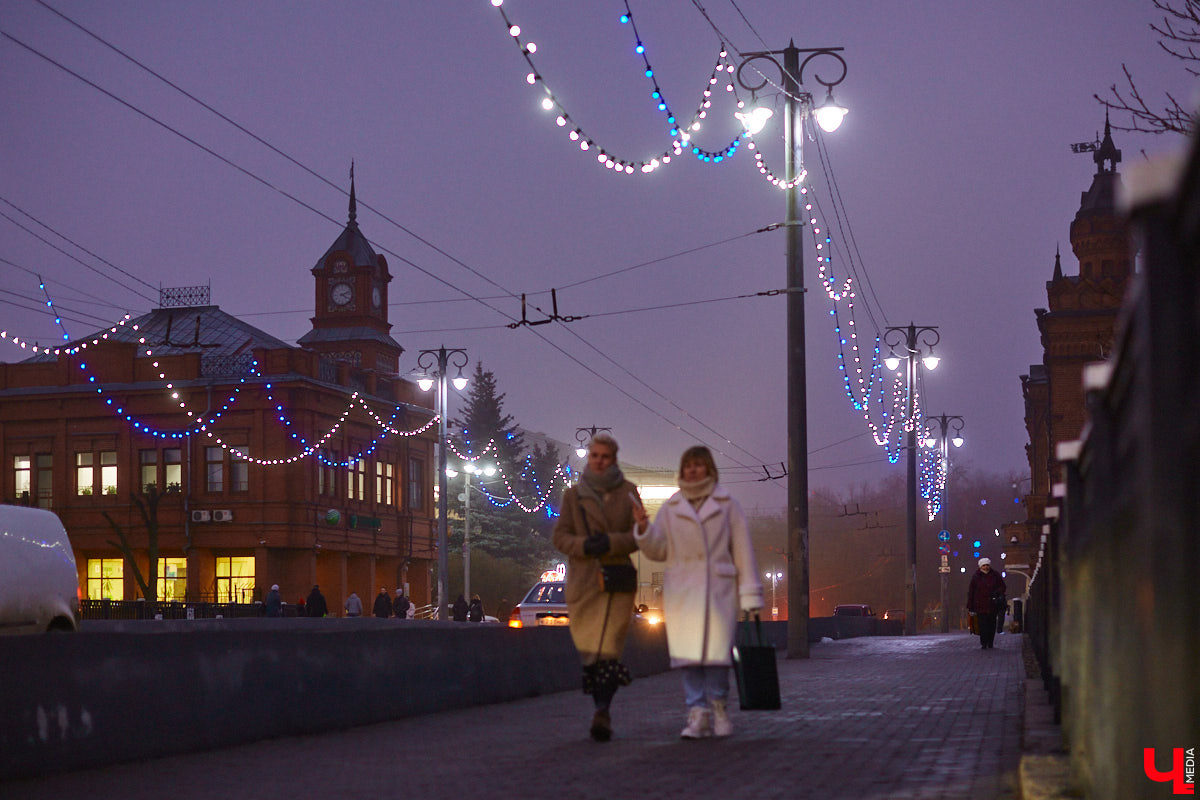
[575,447,587,458]
[451,376,469,391]
[417,377,434,392]
[482,466,497,477]
[923,437,937,449]
[922,355,940,370]
[735,106,773,135]
[813,93,848,133]
[952,436,964,448]
[884,355,901,371]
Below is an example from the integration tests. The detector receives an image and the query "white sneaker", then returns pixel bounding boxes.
[711,699,733,737]
[680,706,713,739]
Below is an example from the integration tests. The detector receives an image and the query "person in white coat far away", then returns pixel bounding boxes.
[635,445,763,739]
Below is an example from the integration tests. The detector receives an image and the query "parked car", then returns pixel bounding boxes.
[508,578,568,628]
[0,505,80,634]
[833,604,875,617]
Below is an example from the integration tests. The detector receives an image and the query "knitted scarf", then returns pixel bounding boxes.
[677,475,716,508]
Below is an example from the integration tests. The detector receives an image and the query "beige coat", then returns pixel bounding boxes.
[635,485,763,667]
[552,480,640,664]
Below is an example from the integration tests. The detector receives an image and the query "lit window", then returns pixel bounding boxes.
[87,557,124,600]
[14,455,31,503]
[157,557,187,602]
[140,450,158,493]
[164,448,182,492]
[214,556,255,603]
[100,451,117,496]
[376,461,394,506]
[206,447,224,492]
[76,452,95,496]
[348,458,366,501]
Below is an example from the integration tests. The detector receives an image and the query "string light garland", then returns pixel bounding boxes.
[38,276,72,342]
[2,313,138,355]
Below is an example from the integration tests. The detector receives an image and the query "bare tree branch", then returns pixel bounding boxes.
[1099,0,1197,135]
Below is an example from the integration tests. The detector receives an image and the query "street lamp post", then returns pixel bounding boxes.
[574,426,612,459]
[923,413,964,634]
[882,323,940,636]
[735,43,847,659]
[417,346,469,621]
[450,462,495,603]
[765,570,783,619]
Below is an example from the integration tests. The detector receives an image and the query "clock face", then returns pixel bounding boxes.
[331,282,354,306]
[371,286,382,310]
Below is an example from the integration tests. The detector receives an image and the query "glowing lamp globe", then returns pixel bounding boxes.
[922,355,940,371]
[884,355,901,371]
[417,376,434,392]
[813,89,848,133]
[735,106,773,135]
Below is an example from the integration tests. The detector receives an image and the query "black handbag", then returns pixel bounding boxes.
[599,563,638,594]
[732,613,781,710]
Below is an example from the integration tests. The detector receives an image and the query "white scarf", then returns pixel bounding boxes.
[677,475,716,508]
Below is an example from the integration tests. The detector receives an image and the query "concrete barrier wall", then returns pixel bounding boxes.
[0,619,669,781]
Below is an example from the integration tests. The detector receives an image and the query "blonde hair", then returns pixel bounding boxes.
[678,445,718,482]
[591,431,619,456]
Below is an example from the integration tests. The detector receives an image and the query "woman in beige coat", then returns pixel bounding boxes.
[552,431,647,742]
[635,445,762,739]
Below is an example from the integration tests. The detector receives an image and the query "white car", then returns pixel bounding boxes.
[0,505,80,634]
[507,579,568,628]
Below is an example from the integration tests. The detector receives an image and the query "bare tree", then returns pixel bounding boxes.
[1097,0,1198,135]
[102,486,167,603]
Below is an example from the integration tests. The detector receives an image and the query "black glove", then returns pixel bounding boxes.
[583,532,611,557]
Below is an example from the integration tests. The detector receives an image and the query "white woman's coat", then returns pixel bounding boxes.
[635,485,764,667]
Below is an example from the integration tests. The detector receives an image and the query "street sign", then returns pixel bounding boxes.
[938,530,950,541]
[938,566,951,573]
[940,555,948,566]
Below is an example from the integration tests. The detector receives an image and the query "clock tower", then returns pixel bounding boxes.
[298,168,403,374]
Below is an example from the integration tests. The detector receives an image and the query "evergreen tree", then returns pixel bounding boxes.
[452,362,524,474]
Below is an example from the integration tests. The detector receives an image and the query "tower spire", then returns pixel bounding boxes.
[348,160,357,227]
[1053,244,1063,281]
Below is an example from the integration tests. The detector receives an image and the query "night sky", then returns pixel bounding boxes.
[2,1,1193,514]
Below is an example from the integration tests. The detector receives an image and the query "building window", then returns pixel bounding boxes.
[158,557,187,602]
[231,448,249,493]
[407,457,424,511]
[140,450,158,493]
[164,448,182,492]
[76,452,94,496]
[206,447,224,492]
[214,556,254,603]
[35,454,52,508]
[87,557,124,600]
[14,455,31,504]
[348,458,366,501]
[100,451,117,496]
[377,461,394,506]
[318,450,337,496]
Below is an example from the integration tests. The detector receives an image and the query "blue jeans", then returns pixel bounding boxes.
[682,665,730,709]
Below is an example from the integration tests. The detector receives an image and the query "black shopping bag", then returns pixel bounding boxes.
[732,613,781,710]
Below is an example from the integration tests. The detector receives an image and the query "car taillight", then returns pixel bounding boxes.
[508,607,523,628]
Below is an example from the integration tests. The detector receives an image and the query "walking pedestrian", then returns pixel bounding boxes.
[452,594,469,622]
[264,584,282,618]
[394,588,412,619]
[306,585,328,618]
[373,587,392,619]
[344,591,363,617]
[551,431,646,742]
[468,594,485,622]
[967,557,1006,649]
[634,445,763,739]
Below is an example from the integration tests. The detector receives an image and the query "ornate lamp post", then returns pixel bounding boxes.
[882,323,940,635]
[574,425,612,459]
[446,461,496,603]
[416,346,468,621]
[734,43,847,658]
[923,413,964,633]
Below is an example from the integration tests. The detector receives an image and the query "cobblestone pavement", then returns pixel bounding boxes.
[2,631,1022,800]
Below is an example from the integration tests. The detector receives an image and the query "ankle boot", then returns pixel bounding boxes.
[680,706,713,739]
[711,699,733,737]
[590,708,612,742]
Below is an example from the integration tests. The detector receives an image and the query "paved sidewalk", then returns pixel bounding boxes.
[2,632,1023,800]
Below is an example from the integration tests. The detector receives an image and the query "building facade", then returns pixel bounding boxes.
[1005,118,1136,584]
[0,181,440,611]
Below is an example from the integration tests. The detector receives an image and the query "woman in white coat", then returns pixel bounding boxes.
[635,445,763,739]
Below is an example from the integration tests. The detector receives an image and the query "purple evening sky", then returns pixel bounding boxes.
[1,1,1193,514]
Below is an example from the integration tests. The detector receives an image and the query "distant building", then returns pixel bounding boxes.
[0,178,439,609]
[1005,118,1136,587]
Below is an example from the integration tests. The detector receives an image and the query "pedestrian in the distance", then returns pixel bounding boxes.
[344,591,363,617]
[635,445,763,739]
[264,584,282,618]
[452,594,469,622]
[306,585,328,618]
[468,594,485,622]
[373,587,392,619]
[967,557,1006,649]
[551,431,646,743]
[394,588,411,619]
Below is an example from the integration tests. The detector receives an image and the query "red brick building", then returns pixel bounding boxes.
[0,182,439,611]
[1005,119,1136,581]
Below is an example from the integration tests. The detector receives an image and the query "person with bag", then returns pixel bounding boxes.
[634,445,763,739]
[551,431,646,742]
[966,557,1006,649]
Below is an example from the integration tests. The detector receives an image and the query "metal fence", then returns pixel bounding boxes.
[80,599,301,620]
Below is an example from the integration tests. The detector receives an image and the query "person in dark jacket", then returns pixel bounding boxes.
[373,588,392,619]
[452,594,469,622]
[264,584,282,617]
[306,585,328,618]
[966,558,1006,649]
[467,594,484,622]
